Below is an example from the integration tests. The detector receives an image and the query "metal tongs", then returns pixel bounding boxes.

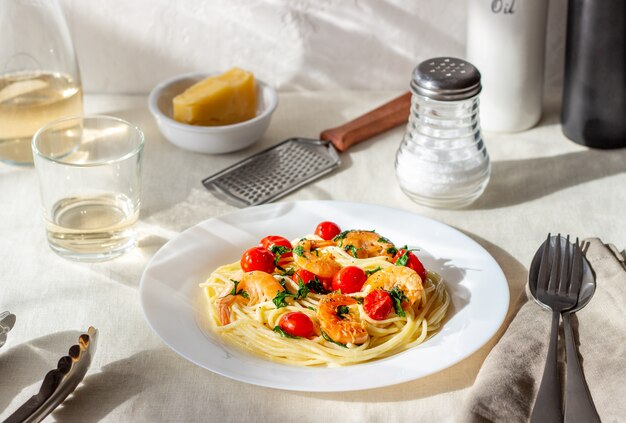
[0,312,16,349]
[2,327,98,423]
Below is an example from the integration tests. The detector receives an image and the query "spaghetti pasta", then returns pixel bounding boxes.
[200,229,449,367]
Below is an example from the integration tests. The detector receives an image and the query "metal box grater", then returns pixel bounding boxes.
[202,138,340,207]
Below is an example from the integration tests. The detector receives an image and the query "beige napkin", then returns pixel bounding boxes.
[464,238,626,422]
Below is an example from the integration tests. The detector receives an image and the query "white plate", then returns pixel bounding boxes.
[139,201,509,392]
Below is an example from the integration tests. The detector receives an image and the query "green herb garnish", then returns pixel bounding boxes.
[344,244,358,258]
[395,250,410,266]
[273,326,299,339]
[293,245,304,257]
[226,280,249,299]
[388,286,409,317]
[365,266,382,277]
[295,281,309,299]
[272,281,309,308]
[387,246,398,256]
[336,305,350,319]
[394,247,420,266]
[332,230,349,246]
[270,245,292,270]
[332,230,349,242]
[306,276,328,294]
[321,330,347,348]
[272,291,290,308]
[279,268,295,277]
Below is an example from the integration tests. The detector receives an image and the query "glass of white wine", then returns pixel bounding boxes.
[0,0,83,165]
[33,116,144,262]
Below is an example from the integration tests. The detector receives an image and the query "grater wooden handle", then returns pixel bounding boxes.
[319,92,411,152]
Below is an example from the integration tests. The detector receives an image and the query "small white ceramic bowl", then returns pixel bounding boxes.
[148,72,278,154]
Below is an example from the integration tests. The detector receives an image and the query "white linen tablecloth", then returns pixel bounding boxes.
[1,92,625,422]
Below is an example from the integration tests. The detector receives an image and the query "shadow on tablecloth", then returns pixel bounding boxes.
[468,148,626,210]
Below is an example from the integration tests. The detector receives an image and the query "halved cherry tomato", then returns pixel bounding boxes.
[393,249,427,280]
[363,290,393,320]
[279,312,315,338]
[314,221,341,241]
[332,266,367,294]
[240,246,275,273]
[295,268,332,293]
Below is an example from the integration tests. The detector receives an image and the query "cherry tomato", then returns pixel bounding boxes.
[295,268,332,293]
[295,268,316,284]
[332,266,367,294]
[240,246,275,273]
[260,236,292,255]
[279,312,316,338]
[393,249,427,280]
[314,221,341,241]
[319,276,333,292]
[363,290,393,320]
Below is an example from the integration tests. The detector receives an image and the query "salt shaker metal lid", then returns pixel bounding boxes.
[411,57,481,101]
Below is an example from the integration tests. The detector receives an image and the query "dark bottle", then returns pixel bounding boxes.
[561,0,626,149]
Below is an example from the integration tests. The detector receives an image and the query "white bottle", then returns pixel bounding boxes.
[466,0,549,132]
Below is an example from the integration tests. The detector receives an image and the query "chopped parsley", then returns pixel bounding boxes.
[386,246,398,256]
[270,245,292,270]
[377,236,392,244]
[365,266,382,277]
[344,244,358,258]
[272,291,290,308]
[279,267,295,277]
[336,305,350,319]
[388,286,409,317]
[394,247,419,266]
[395,250,410,266]
[332,230,349,246]
[305,276,328,294]
[321,330,347,348]
[272,281,310,308]
[273,326,299,339]
[226,280,249,299]
[293,245,304,257]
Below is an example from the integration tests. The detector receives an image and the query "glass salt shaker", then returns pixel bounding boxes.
[395,57,490,209]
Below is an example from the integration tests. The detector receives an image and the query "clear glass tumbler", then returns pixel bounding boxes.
[0,0,83,165]
[32,115,144,262]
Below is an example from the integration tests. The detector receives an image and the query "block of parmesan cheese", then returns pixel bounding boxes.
[172,68,257,126]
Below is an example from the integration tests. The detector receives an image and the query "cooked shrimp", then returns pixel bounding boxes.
[217,271,285,325]
[337,230,395,259]
[293,239,341,279]
[363,266,423,309]
[317,293,369,345]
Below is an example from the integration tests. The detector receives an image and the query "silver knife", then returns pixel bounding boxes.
[3,327,97,423]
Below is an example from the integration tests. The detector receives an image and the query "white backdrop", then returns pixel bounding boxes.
[59,0,567,95]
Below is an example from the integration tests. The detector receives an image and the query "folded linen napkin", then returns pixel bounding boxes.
[464,238,626,422]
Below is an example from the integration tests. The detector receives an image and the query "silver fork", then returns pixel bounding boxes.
[530,234,583,423]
